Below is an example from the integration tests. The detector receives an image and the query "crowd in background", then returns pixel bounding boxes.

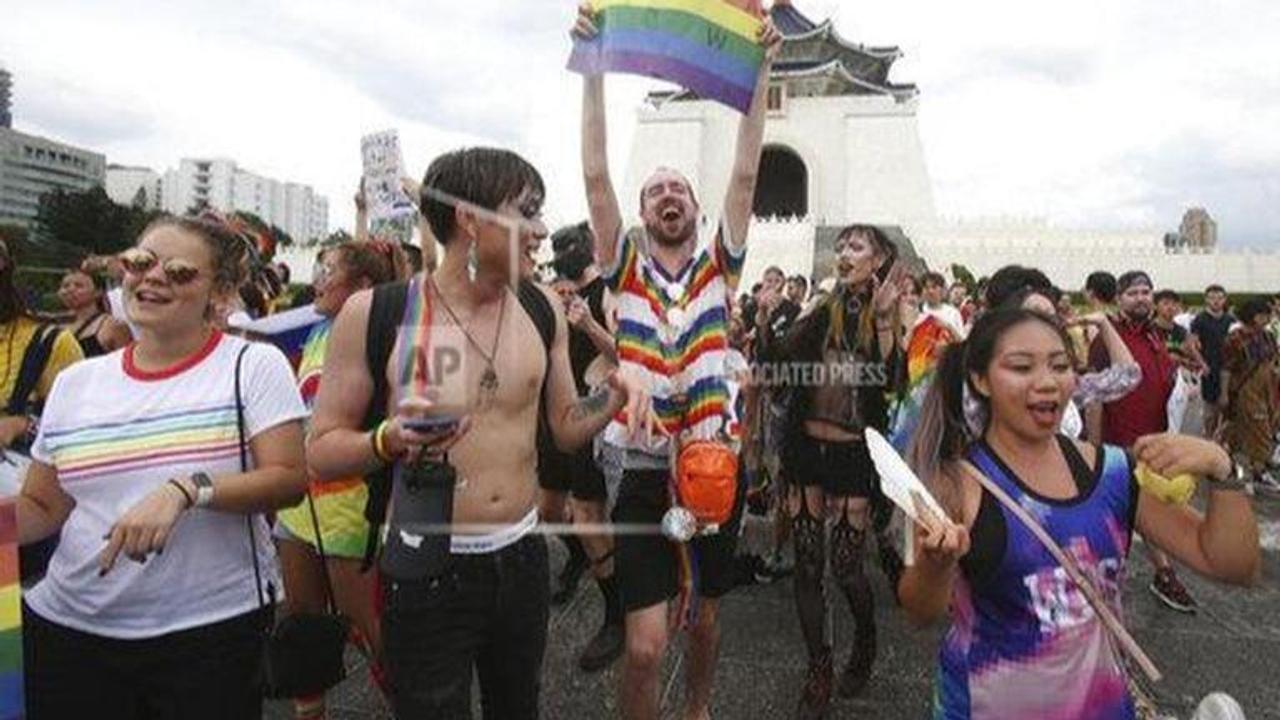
[0,10,1274,720]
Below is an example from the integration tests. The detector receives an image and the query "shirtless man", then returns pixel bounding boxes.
[308,147,649,719]
[575,6,781,719]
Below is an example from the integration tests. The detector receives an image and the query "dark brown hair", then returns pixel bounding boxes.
[420,148,545,245]
[907,307,1075,516]
[0,239,28,324]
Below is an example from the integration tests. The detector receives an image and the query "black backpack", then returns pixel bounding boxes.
[358,279,556,569]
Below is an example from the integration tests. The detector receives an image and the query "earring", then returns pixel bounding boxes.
[466,241,478,283]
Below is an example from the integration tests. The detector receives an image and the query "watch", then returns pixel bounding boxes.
[190,471,215,507]
[1211,459,1248,492]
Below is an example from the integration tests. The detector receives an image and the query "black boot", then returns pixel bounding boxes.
[551,536,588,606]
[795,648,833,720]
[837,620,876,698]
[578,574,625,672]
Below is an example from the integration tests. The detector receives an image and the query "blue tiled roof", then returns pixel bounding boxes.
[770,3,817,36]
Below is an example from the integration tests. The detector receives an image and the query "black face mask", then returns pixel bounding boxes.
[553,245,593,281]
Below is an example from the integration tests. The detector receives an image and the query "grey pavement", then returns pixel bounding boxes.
[267,492,1280,719]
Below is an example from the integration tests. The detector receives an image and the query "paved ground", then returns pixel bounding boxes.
[267,492,1280,719]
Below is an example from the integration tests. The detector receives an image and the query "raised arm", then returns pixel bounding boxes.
[354,181,370,244]
[1132,433,1259,585]
[575,5,624,270]
[581,72,623,269]
[721,21,782,255]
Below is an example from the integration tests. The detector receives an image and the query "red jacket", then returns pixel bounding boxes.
[1089,315,1177,448]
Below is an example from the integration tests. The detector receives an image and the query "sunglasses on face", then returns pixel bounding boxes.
[118,248,202,285]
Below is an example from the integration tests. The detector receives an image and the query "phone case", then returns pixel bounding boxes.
[380,460,456,581]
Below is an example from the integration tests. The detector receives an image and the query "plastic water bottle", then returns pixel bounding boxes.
[1192,693,1246,720]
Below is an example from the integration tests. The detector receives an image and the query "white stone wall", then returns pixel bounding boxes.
[739,217,817,290]
[910,220,1280,294]
[621,92,937,230]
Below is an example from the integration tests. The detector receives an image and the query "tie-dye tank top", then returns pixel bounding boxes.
[934,441,1137,720]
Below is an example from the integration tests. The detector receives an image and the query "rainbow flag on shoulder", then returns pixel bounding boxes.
[568,0,767,113]
[0,498,22,719]
[889,315,960,454]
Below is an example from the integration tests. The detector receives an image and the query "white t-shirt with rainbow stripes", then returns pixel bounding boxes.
[28,332,307,639]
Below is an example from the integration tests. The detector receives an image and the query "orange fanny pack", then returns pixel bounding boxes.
[675,440,739,526]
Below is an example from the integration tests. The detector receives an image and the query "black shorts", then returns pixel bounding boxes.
[537,445,608,502]
[613,469,744,613]
[23,603,270,720]
[784,434,878,498]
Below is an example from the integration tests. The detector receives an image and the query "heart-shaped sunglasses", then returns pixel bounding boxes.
[118,248,202,286]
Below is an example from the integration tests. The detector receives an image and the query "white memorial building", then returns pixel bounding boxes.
[618,0,1279,294]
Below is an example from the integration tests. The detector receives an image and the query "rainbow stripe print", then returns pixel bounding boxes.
[41,405,239,483]
[0,497,22,719]
[568,0,766,113]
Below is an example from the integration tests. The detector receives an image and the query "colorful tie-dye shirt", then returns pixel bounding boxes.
[935,441,1137,720]
[603,222,745,465]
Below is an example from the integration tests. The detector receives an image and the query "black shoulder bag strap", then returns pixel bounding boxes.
[304,492,339,613]
[360,280,410,570]
[516,279,556,353]
[6,324,60,417]
[238,343,275,611]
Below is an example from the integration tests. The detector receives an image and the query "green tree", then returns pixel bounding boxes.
[35,186,137,256]
[950,263,977,292]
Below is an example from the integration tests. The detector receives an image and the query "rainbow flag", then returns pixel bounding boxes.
[568,0,766,113]
[889,316,959,453]
[0,499,22,719]
[228,304,325,371]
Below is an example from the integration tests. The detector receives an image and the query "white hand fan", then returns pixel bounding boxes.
[863,427,948,530]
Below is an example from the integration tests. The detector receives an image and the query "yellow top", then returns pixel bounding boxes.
[1,316,85,411]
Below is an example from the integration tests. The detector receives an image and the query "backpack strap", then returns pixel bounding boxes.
[360,281,410,571]
[516,279,555,353]
[359,278,552,570]
[6,324,61,417]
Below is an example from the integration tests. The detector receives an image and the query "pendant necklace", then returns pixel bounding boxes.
[431,278,506,400]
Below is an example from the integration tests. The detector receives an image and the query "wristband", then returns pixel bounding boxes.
[1211,459,1248,492]
[372,420,393,463]
[190,471,215,507]
[167,478,195,509]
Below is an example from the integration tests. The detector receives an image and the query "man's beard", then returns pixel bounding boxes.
[645,216,695,248]
[1125,306,1152,323]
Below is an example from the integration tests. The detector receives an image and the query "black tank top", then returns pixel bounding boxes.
[567,277,609,394]
[73,313,108,358]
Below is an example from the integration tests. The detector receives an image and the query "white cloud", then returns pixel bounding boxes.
[3,0,1276,246]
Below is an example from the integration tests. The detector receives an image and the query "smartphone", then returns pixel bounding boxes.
[875,257,895,284]
[402,416,461,435]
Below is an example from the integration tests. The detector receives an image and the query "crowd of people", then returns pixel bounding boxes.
[1,8,1276,720]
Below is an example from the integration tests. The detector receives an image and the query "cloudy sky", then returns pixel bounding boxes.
[3,0,1277,247]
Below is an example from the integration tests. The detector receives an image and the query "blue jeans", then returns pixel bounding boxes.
[381,534,549,719]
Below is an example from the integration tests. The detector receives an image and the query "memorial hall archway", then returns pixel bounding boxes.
[752,145,808,219]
